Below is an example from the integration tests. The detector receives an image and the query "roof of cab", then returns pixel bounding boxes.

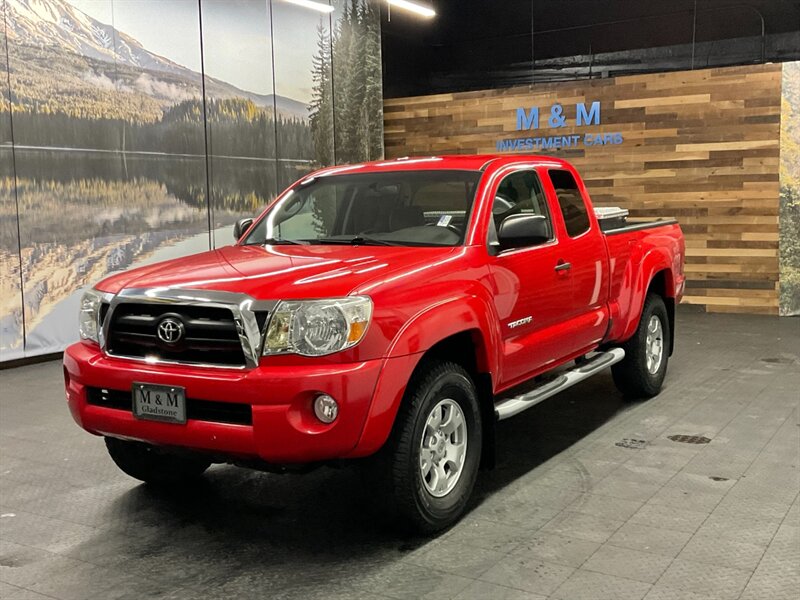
[308,154,572,178]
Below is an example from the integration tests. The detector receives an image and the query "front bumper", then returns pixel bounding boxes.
[63,341,387,463]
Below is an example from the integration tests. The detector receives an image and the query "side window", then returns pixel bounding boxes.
[489,169,553,246]
[549,169,590,237]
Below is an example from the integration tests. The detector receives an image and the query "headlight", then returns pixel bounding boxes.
[263,296,373,357]
[78,288,104,343]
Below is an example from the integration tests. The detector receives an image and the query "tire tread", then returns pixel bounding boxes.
[105,437,210,485]
[375,359,480,533]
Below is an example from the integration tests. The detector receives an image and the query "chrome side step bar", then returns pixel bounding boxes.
[494,348,626,421]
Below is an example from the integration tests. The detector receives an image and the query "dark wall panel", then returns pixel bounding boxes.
[381,0,800,98]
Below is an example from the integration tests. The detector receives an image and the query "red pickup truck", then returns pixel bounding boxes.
[64,154,684,532]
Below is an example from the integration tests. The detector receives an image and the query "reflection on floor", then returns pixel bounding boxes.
[1,308,798,599]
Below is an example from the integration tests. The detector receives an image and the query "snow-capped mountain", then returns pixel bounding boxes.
[6,0,190,76]
[4,0,310,120]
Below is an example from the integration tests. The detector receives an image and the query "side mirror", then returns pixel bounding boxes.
[497,214,550,249]
[233,217,254,242]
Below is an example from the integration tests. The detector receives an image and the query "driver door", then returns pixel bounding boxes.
[486,167,573,388]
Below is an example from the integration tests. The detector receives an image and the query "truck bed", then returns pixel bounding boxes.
[594,205,678,235]
[602,218,679,235]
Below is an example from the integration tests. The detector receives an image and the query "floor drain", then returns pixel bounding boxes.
[709,476,729,482]
[616,438,647,449]
[761,357,793,364]
[668,434,711,444]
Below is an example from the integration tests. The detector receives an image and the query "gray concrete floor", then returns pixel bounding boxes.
[1,309,798,600]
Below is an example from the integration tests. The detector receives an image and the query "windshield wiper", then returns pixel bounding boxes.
[315,236,400,246]
[263,237,306,245]
[350,236,399,246]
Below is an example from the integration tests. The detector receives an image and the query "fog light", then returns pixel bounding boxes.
[313,394,339,424]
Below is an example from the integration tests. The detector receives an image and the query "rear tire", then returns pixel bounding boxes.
[612,294,670,399]
[105,437,211,485]
[372,360,482,534]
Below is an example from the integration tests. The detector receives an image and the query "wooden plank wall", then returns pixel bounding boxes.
[384,64,783,314]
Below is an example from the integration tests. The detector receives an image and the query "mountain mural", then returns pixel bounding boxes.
[8,0,190,75]
[4,0,309,120]
[0,0,384,361]
[780,61,800,316]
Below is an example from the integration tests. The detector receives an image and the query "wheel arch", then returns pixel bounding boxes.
[407,330,496,470]
[617,249,676,350]
[349,311,498,466]
[646,269,676,356]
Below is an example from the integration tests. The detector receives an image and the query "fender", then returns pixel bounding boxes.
[346,294,501,457]
[608,245,676,344]
[386,294,500,369]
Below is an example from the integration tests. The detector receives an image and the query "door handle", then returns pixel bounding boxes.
[555,261,572,272]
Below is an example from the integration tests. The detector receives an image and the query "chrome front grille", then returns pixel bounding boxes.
[107,304,251,367]
[100,289,277,369]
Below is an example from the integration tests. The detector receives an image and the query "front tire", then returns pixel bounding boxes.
[612,294,670,399]
[105,437,211,485]
[374,360,482,534]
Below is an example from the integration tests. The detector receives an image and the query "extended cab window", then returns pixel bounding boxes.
[550,169,590,237]
[243,170,481,247]
[489,169,553,247]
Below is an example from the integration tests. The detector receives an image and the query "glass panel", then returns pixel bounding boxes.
[200,0,279,247]
[5,0,121,149]
[0,5,23,359]
[331,0,384,164]
[10,0,210,353]
[269,0,322,190]
[0,0,386,360]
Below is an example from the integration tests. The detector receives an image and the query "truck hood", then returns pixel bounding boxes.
[97,244,457,299]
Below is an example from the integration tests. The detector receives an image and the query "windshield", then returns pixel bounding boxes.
[242,170,482,247]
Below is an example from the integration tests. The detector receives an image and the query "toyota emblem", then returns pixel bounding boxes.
[157,317,184,344]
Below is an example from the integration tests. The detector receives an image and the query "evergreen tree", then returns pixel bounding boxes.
[310,0,383,166]
[332,1,355,163]
[309,23,335,165]
[361,0,384,161]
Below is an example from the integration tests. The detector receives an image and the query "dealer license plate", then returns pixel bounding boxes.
[132,383,186,424]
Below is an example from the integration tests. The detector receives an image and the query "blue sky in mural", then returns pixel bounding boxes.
[69,0,203,72]
[69,0,327,103]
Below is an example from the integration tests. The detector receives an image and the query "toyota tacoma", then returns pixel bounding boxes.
[64,154,685,532]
